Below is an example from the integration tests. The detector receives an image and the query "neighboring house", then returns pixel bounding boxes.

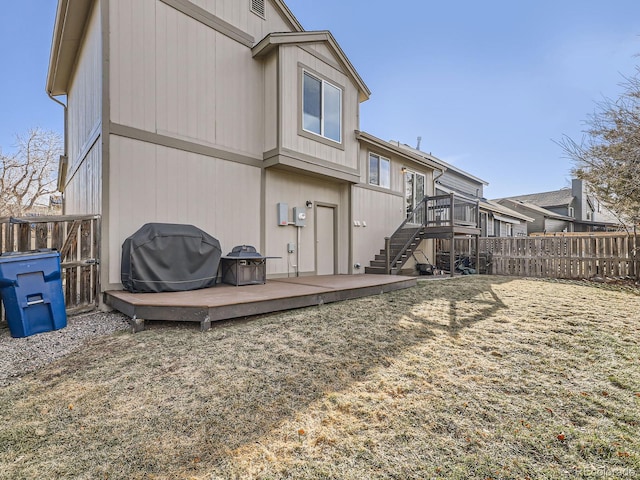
[46,0,445,290]
[496,179,621,234]
[479,199,533,237]
[392,142,532,237]
[494,198,575,234]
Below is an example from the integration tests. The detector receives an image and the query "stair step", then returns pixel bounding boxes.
[365,266,398,275]
[365,266,386,274]
[369,226,430,275]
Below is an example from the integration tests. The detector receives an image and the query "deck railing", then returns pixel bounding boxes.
[423,193,479,228]
[385,193,480,272]
[399,193,480,231]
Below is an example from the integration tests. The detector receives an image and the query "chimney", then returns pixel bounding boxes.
[416,136,422,150]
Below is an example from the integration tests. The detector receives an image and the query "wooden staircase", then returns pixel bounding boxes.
[365,192,481,275]
[365,226,425,274]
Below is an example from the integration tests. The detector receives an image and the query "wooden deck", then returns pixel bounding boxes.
[104,274,417,332]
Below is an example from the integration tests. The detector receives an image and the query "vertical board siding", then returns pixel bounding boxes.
[65,143,102,215]
[280,45,359,170]
[264,170,345,275]
[152,2,263,155]
[67,1,102,181]
[110,0,157,131]
[352,186,404,274]
[0,216,101,323]
[190,0,293,39]
[112,0,267,156]
[107,136,261,287]
[263,53,278,151]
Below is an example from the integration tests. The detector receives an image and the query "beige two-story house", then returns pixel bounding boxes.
[47,0,442,291]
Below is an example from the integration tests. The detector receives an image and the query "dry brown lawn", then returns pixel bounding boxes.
[0,276,639,479]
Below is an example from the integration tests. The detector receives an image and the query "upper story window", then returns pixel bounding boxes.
[369,153,390,188]
[250,0,265,18]
[303,71,342,143]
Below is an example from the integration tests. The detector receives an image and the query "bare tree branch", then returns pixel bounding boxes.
[558,65,640,224]
[0,128,61,216]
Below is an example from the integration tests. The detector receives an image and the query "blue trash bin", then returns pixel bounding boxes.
[0,250,67,338]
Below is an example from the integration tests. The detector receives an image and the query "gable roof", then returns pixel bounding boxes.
[252,31,371,102]
[501,188,574,208]
[481,199,534,222]
[496,198,574,221]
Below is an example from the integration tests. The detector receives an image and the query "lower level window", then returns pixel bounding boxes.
[369,154,390,188]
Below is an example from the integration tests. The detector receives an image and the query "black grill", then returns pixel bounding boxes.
[221,245,267,286]
[224,245,264,258]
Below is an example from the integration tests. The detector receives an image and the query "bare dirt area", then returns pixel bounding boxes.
[0,276,638,479]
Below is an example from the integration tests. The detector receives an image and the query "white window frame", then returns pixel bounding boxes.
[368,153,390,189]
[302,70,343,144]
[405,170,426,218]
[505,222,513,237]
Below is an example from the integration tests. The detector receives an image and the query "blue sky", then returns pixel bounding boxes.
[1,1,638,198]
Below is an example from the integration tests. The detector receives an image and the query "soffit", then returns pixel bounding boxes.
[47,0,94,96]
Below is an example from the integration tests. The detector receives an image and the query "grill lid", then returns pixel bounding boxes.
[225,245,263,258]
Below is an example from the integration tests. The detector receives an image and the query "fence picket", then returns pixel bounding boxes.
[1,215,101,323]
[478,233,638,280]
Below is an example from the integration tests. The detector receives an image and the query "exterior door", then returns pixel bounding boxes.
[405,171,426,217]
[316,205,336,275]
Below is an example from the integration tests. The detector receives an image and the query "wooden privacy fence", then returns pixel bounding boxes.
[440,234,640,279]
[0,214,101,322]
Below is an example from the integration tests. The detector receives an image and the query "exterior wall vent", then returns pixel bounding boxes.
[251,0,265,18]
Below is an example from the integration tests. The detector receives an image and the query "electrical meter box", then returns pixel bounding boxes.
[294,207,306,227]
[277,203,288,226]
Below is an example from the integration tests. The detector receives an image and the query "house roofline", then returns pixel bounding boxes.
[355,131,445,172]
[47,0,306,96]
[496,198,574,221]
[47,0,93,96]
[253,31,371,102]
[272,0,304,32]
[389,140,489,186]
[480,199,534,222]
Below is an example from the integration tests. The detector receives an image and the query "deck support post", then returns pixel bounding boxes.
[450,233,455,277]
[385,237,391,274]
[200,315,211,332]
[130,315,145,333]
[475,235,481,274]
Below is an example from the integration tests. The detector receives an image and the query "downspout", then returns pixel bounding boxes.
[47,91,68,206]
[433,168,445,184]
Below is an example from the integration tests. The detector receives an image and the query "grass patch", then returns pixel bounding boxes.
[0,276,638,479]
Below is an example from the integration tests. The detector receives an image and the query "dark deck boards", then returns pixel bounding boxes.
[104,274,416,332]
